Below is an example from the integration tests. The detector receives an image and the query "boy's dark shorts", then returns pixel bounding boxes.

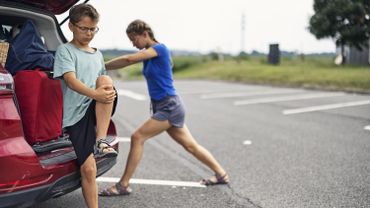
[65,96,117,166]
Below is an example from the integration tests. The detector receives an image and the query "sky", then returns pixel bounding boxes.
[58,0,336,55]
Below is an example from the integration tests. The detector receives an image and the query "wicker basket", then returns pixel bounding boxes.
[0,42,9,65]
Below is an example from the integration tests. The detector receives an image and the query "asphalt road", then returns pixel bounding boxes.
[34,80,370,208]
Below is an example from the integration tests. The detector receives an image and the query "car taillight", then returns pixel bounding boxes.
[0,67,14,95]
[0,66,21,140]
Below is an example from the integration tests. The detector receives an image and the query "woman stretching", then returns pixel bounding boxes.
[99,19,229,196]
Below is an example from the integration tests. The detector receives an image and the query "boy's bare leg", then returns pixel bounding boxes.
[95,75,114,141]
[80,154,98,208]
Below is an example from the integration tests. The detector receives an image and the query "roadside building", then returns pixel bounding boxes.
[337,40,370,65]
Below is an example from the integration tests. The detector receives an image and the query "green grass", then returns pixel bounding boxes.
[111,55,370,93]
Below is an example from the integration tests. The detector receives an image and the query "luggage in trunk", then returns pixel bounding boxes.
[14,69,62,144]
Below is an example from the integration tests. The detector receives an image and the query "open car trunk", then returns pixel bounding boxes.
[0,2,119,207]
[0,0,79,15]
[0,0,119,161]
[0,1,67,50]
[0,2,65,148]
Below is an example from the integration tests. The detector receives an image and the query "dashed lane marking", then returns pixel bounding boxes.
[283,100,370,115]
[117,89,147,101]
[201,89,301,99]
[234,92,344,106]
[117,137,131,142]
[364,126,370,131]
[179,90,222,95]
[97,177,206,188]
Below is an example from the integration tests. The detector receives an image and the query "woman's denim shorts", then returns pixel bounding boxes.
[151,95,185,128]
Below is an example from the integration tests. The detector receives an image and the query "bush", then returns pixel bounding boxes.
[172,56,202,72]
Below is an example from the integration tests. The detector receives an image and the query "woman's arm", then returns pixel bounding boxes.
[105,47,158,70]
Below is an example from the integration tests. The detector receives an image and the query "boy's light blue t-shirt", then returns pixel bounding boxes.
[53,42,106,128]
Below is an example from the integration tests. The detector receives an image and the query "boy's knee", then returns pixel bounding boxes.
[80,159,96,179]
[96,75,113,87]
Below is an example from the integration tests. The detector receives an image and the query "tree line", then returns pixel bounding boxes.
[309,0,370,64]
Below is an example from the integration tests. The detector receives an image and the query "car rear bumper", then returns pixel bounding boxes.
[0,156,117,208]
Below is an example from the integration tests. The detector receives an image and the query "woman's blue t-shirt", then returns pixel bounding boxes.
[143,43,176,101]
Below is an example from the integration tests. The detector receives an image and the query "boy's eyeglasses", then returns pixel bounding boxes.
[72,23,99,34]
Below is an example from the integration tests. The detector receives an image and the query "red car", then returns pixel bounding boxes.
[0,1,118,207]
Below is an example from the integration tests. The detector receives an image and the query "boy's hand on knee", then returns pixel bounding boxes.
[94,85,116,103]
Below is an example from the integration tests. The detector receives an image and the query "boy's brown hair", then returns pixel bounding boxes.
[69,4,99,24]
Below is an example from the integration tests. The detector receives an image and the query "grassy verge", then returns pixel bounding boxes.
[112,55,370,94]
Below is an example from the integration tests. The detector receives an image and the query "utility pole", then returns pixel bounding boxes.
[241,12,245,53]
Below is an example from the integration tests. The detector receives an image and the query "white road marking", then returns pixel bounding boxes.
[364,125,370,131]
[201,90,301,99]
[234,92,344,106]
[97,177,206,188]
[117,137,131,142]
[243,140,252,145]
[179,90,221,95]
[283,100,370,115]
[117,89,147,101]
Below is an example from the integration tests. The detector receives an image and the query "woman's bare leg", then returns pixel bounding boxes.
[120,119,171,186]
[100,118,171,194]
[166,125,228,181]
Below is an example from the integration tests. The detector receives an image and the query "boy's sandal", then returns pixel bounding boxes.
[94,138,118,158]
[99,183,132,197]
[200,173,229,186]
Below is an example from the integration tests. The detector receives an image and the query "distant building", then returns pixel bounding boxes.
[268,44,280,65]
[337,40,370,65]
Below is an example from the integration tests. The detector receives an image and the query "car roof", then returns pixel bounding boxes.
[0,0,80,15]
